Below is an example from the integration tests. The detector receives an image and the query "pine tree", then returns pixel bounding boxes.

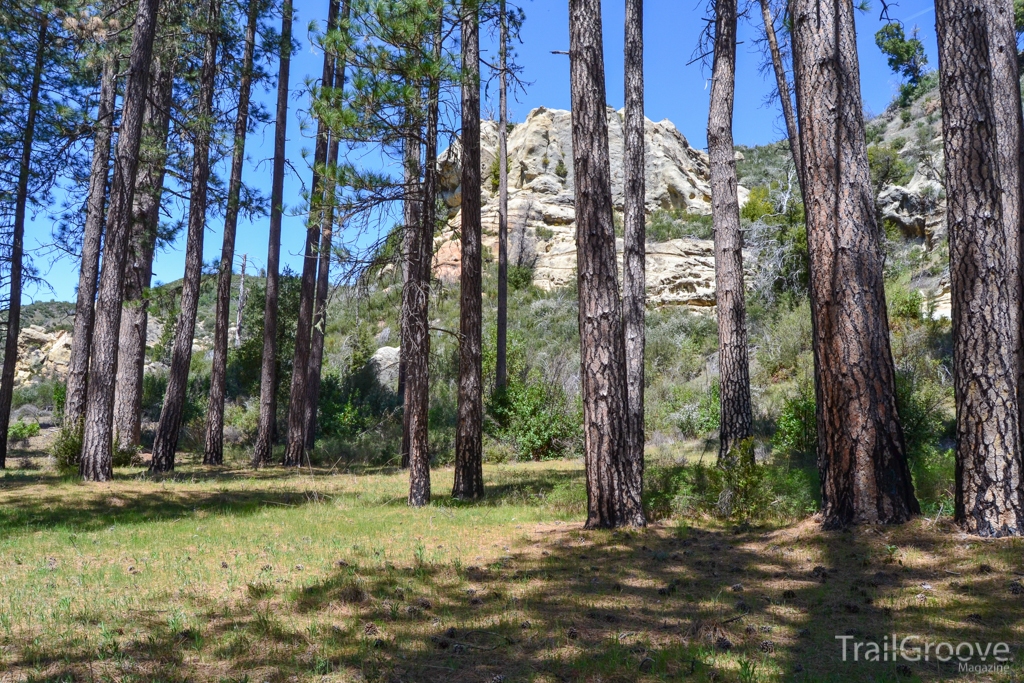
[204,0,262,466]
[79,0,165,481]
[757,0,803,185]
[790,0,918,526]
[708,0,751,462]
[935,0,1024,536]
[283,0,341,468]
[568,0,644,528]
[494,0,509,394]
[253,0,295,468]
[453,0,484,500]
[150,0,222,473]
[622,0,646,485]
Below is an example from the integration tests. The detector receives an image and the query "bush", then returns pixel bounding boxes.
[676,381,720,438]
[489,374,582,460]
[772,380,816,459]
[645,444,818,523]
[50,421,84,474]
[52,383,66,424]
[8,419,40,443]
[507,264,535,291]
[554,158,568,179]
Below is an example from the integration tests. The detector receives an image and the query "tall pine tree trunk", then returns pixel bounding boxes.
[204,0,260,465]
[708,0,751,462]
[790,0,918,527]
[758,0,803,184]
[64,54,117,431]
[622,0,646,483]
[453,0,484,500]
[407,12,443,507]
[935,0,1024,536]
[304,0,352,451]
[399,129,421,469]
[112,56,175,455]
[495,0,509,393]
[283,0,340,467]
[0,15,47,469]
[80,0,164,481]
[253,0,294,468]
[150,0,221,473]
[568,0,644,528]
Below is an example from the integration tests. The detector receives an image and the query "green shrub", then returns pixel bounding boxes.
[489,374,582,460]
[7,419,40,443]
[507,264,535,291]
[554,158,568,179]
[50,421,84,474]
[645,444,818,523]
[772,380,816,459]
[52,383,66,424]
[677,381,720,438]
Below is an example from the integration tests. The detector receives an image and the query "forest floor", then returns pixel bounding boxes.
[0,444,1022,683]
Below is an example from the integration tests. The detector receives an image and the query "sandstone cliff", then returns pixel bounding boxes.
[435,106,748,306]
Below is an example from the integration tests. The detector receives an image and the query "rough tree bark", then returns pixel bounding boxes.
[0,15,47,469]
[112,56,175,455]
[399,129,421,469]
[568,0,645,528]
[204,0,260,465]
[622,0,646,482]
[64,54,117,431]
[935,0,1024,536]
[283,0,340,467]
[495,0,508,393]
[453,0,484,500]
[253,0,294,468]
[304,0,352,451]
[708,0,752,462]
[80,0,164,481]
[758,0,803,184]
[407,13,443,507]
[790,0,919,527]
[150,0,221,473]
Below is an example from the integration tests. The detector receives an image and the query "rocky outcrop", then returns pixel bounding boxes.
[14,326,72,386]
[436,106,747,306]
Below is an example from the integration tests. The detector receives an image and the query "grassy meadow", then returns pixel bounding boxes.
[1,442,1022,683]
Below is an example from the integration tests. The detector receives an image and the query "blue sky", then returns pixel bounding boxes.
[24,0,939,305]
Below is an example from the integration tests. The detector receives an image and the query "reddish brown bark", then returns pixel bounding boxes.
[935,0,1024,536]
[790,0,918,527]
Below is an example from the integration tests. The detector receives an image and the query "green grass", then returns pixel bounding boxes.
[1,450,1022,683]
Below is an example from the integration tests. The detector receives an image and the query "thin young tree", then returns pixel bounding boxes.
[708,0,751,462]
[253,0,295,468]
[203,0,262,465]
[150,0,221,473]
[0,14,47,469]
[453,0,484,500]
[283,0,341,467]
[79,0,165,481]
[399,127,421,469]
[407,5,444,507]
[934,0,1024,536]
[622,0,645,482]
[495,0,509,393]
[112,55,175,455]
[790,0,918,526]
[568,0,645,528]
[304,0,352,451]
[757,0,802,183]
[64,54,117,432]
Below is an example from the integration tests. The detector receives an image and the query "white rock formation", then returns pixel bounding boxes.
[436,106,746,306]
